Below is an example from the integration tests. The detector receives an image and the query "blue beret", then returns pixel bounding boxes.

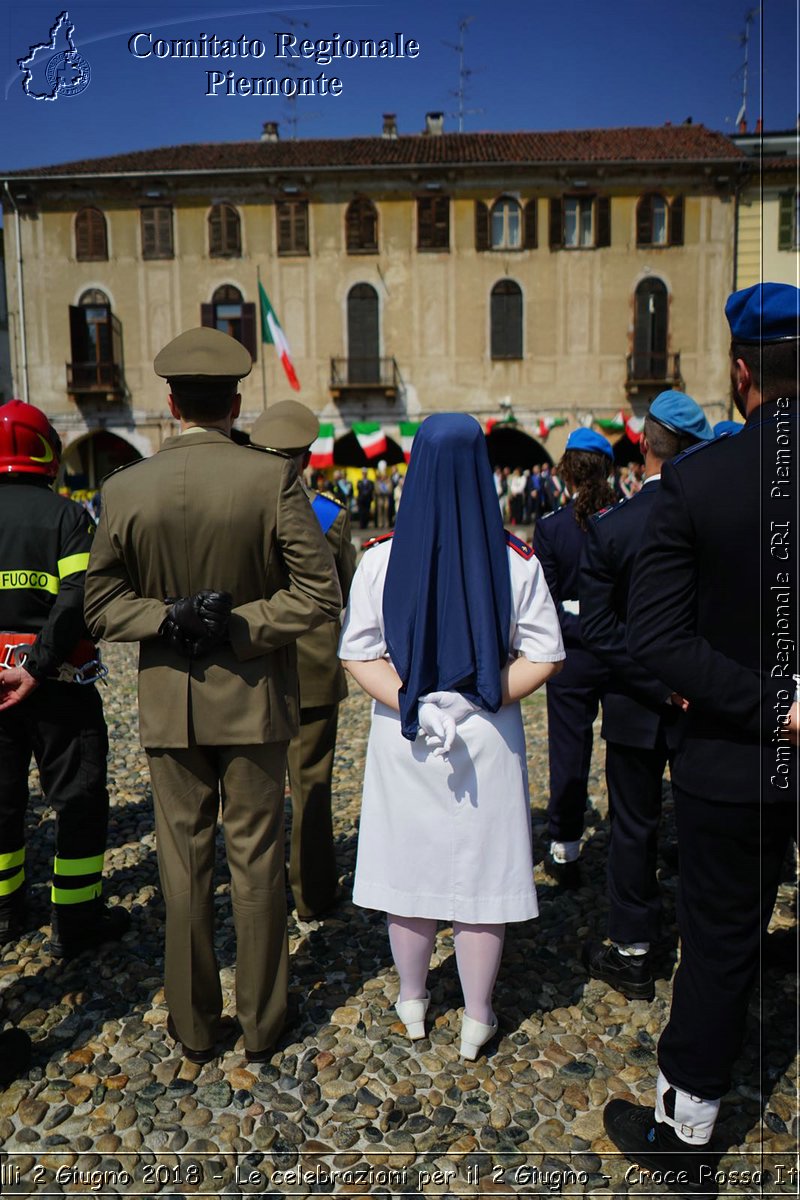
[565,428,614,459]
[713,419,744,438]
[648,390,713,442]
[725,283,800,344]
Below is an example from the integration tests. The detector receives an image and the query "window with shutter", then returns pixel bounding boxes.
[475,201,490,251]
[209,204,241,257]
[205,284,254,358]
[490,197,522,249]
[777,191,796,250]
[636,194,667,246]
[346,197,378,252]
[417,196,449,250]
[141,206,174,259]
[490,280,523,360]
[75,208,108,261]
[523,200,537,249]
[276,200,309,254]
[668,195,684,246]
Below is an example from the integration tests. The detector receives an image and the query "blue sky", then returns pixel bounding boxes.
[1,0,798,170]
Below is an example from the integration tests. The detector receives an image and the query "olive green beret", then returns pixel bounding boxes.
[154,327,253,379]
[251,400,319,452]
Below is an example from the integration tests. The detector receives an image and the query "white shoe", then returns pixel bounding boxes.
[460,1012,498,1060]
[395,992,430,1040]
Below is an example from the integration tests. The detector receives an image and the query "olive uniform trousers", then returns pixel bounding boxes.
[146,742,289,1053]
[286,705,339,918]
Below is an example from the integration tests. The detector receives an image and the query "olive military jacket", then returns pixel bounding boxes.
[84,430,342,748]
[296,492,356,708]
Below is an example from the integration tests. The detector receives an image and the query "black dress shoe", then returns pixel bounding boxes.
[0,1028,32,1086]
[546,859,582,890]
[166,1014,216,1065]
[50,903,131,959]
[583,940,655,1000]
[244,1045,274,1064]
[603,1099,719,1196]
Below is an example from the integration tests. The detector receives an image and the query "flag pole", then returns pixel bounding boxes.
[257,264,267,411]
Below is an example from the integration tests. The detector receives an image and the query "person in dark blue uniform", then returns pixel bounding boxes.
[579,391,713,1000]
[532,428,615,883]
[604,282,799,1189]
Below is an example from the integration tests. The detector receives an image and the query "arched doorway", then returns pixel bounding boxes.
[347,283,380,384]
[485,427,552,470]
[61,431,142,490]
[632,278,668,380]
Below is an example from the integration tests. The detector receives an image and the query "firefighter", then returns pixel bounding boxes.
[0,400,129,958]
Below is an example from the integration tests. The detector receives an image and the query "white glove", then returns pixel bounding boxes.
[417,702,456,757]
[420,691,477,724]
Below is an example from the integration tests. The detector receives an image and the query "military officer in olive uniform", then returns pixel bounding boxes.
[251,401,356,919]
[84,329,342,1064]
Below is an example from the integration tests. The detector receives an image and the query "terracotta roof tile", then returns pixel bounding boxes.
[3,125,744,178]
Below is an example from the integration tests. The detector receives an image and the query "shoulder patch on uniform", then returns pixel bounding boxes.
[593,498,627,522]
[316,488,345,507]
[505,529,534,559]
[101,458,146,484]
[362,531,394,551]
[673,439,718,466]
[247,443,291,460]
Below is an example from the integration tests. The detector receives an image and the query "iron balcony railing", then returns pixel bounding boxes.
[67,362,124,393]
[626,351,682,385]
[330,357,401,395]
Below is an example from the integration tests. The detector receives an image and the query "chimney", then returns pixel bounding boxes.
[754,117,763,133]
[382,112,398,139]
[738,118,747,133]
[261,121,279,142]
[424,111,444,136]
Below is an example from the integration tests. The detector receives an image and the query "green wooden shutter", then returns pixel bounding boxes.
[595,197,611,247]
[523,199,537,249]
[669,195,685,246]
[778,192,794,250]
[549,197,563,248]
[475,201,489,251]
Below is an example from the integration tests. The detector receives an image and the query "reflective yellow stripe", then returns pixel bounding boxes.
[51,882,102,905]
[0,868,25,897]
[58,552,90,579]
[0,848,25,871]
[53,854,104,878]
[0,569,59,595]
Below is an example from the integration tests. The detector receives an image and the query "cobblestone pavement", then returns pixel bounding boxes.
[0,642,796,1197]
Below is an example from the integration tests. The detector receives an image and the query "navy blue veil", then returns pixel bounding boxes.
[383,413,511,740]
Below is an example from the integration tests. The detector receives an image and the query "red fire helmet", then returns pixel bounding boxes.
[0,399,62,478]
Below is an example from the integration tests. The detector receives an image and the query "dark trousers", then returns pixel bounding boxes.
[286,704,339,919]
[605,734,669,944]
[658,787,795,1099]
[0,681,108,913]
[546,678,601,842]
[146,742,290,1053]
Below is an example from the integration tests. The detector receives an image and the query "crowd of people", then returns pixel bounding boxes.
[0,282,796,1195]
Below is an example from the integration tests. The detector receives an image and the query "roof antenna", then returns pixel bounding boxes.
[272,13,320,139]
[733,8,759,132]
[443,16,482,133]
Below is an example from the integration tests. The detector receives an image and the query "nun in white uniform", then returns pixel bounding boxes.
[339,414,564,1059]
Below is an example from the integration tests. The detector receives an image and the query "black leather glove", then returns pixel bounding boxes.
[160,591,233,657]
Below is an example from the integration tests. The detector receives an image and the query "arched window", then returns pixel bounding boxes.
[75,207,108,261]
[346,197,378,253]
[636,194,668,246]
[67,288,123,394]
[490,197,522,249]
[200,285,257,359]
[208,203,241,257]
[632,278,668,379]
[347,283,380,383]
[490,280,523,360]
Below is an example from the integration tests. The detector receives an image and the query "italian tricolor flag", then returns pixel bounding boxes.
[259,281,300,392]
[309,423,335,468]
[625,414,646,444]
[595,411,626,432]
[399,421,421,462]
[537,416,568,440]
[353,422,387,459]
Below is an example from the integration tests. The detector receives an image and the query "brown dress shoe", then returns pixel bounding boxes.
[166,1014,216,1065]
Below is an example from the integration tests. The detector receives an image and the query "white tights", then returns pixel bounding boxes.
[387,914,505,1025]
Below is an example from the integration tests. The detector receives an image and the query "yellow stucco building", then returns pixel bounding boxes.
[2,117,746,480]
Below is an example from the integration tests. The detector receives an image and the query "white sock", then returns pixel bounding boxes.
[550,839,581,864]
[656,1071,719,1145]
[387,914,437,1003]
[453,921,505,1025]
[613,941,650,957]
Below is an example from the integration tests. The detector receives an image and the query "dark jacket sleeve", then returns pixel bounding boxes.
[533,516,581,644]
[580,518,671,706]
[26,503,95,680]
[626,461,770,737]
